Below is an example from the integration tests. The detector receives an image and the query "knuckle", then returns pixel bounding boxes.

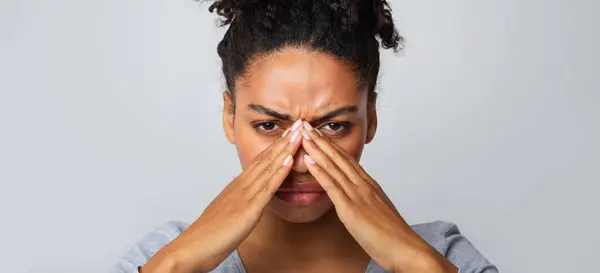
[262,153,274,163]
[358,189,374,203]
[332,181,344,192]
[262,164,275,175]
[260,183,270,193]
[325,179,338,189]
[250,155,263,166]
[264,183,278,195]
[331,150,343,161]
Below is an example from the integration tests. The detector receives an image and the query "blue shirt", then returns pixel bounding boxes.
[111,220,497,273]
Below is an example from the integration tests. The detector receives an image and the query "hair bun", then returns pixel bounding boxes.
[320,0,401,50]
[208,0,401,50]
[207,0,238,25]
[208,0,290,26]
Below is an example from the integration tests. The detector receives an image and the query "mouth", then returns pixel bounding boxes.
[275,180,326,205]
[277,181,325,192]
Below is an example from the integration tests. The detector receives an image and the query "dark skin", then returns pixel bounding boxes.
[140,47,456,273]
[224,47,374,225]
[224,48,373,273]
[224,48,457,273]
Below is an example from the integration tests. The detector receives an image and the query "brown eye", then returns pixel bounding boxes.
[318,122,352,138]
[321,122,346,132]
[256,122,280,131]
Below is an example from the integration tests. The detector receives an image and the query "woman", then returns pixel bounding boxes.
[112,0,497,272]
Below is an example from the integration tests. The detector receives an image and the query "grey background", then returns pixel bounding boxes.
[0,0,598,272]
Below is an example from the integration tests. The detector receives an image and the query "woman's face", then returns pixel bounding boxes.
[223,47,377,223]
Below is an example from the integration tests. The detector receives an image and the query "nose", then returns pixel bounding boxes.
[291,146,309,173]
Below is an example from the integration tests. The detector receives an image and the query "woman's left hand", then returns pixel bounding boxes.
[299,121,458,273]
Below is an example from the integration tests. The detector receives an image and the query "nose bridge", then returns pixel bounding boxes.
[291,146,308,173]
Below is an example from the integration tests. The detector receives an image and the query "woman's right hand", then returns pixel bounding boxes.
[140,120,304,273]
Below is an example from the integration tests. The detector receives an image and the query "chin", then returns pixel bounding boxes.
[268,195,334,223]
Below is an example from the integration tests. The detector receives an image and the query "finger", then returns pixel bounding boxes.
[299,128,357,198]
[330,141,369,178]
[303,154,350,205]
[301,121,365,185]
[324,138,398,211]
[328,141,379,187]
[254,153,295,205]
[301,123,397,209]
[249,128,303,192]
[242,128,290,176]
[243,120,303,182]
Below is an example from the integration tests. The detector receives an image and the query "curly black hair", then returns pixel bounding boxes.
[205,0,402,103]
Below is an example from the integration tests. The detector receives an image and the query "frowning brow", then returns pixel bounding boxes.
[247,104,358,123]
[309,106,358,124]
[248,104,291,120]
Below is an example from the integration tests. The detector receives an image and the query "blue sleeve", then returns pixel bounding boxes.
[109,221,189,273]
[443,223,498,272]
[412,221,498,273]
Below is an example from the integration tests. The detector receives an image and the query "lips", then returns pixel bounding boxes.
[277,181,325,193]
[275,181,327,205]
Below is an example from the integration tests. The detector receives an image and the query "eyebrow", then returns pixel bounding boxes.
[247,104,358,123]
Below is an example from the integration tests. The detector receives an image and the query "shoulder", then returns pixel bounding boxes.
[410,221,498,273]
[141,220,190,243]
[410,220,461,252]
[130,220,190,255]
[110,221,189,273]
[111,221,241,273]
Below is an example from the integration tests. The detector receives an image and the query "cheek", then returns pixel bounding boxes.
[333,130,366,161]
[336,140,365,161]
[234,125,274,168]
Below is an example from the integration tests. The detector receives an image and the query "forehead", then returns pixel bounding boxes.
[234,48,366,114]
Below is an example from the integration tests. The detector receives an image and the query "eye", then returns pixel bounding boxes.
[320,122,350,133]
[255,122,281,132]
[322,122,343,131]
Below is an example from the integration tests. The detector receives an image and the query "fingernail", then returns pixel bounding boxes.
[282,128,290,138]
[282,155,292,166]
[304,154,315,165]
[301,129,311,140]
[315,128,323,137]
[303,121,313,131]
[291,119,302,131]
[289,130,300,142]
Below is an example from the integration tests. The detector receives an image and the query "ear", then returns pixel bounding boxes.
[222,91,236,144]
[365,95,378,144]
